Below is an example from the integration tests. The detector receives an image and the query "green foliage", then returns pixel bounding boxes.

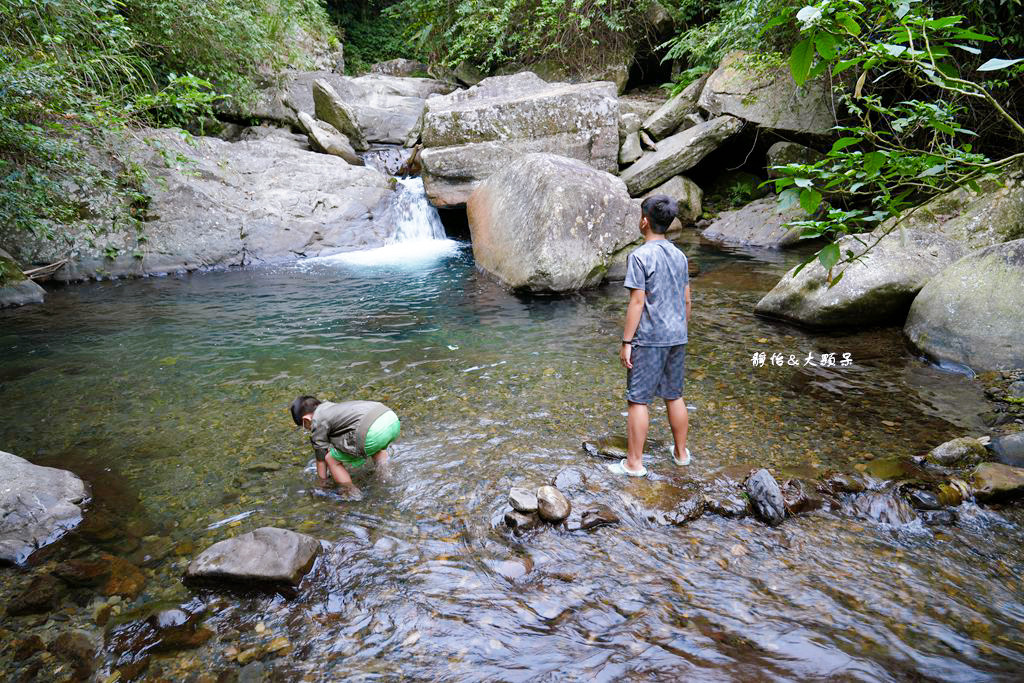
[385,0,651,73]
[329,2,419,74]
[660,0,801,91]
[766,0,1024,284]
[0,0,335,249]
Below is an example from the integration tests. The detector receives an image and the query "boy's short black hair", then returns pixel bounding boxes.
[290,395,321,426]
[641,194,679,234]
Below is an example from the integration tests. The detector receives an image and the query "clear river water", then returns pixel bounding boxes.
[1,208,1022,681]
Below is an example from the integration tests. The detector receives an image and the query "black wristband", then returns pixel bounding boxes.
[622,339,632,344]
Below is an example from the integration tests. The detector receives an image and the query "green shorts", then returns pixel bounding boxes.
[327,410,401,468]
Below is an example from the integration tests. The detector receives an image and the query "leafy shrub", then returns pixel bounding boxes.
[385,0,653,73]
[0,0,336,250]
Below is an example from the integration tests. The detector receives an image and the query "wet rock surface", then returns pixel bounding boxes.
[536,486,571,523]
[553,468,588,495]
[185,527,321,586]
[971,462,1024,502]
[0,450,89,565]
[926,436,988,467]
[745,469,785,526]
[508,487,538,513]
[991,432,1024,467]
[6,574,65,616]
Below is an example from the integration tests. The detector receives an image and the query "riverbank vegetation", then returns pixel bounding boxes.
[0,0,335,247]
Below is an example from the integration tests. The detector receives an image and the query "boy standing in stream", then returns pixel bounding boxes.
[609,195,692,477]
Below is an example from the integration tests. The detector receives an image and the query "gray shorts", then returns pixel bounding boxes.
[626,344,686,404]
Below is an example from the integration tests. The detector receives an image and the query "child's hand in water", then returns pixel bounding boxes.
[375,460,394,484]
[338,482,364,501]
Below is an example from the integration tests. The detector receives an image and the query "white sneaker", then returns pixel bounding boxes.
[672,447,691,466]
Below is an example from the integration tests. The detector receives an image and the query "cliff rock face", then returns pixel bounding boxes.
[467,153,639,292]
[7,128,398,281]
[420,73,620,208]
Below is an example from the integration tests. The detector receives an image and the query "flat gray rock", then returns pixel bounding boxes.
[0,450,89,565]
[186,527,320,585]
[702,195,807,248]
[508,487,538,513]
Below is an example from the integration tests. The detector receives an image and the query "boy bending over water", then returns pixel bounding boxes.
[290,396,400,497]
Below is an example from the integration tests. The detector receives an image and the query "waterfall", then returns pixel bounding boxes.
[387,177,447,244]
[302,175,459,267]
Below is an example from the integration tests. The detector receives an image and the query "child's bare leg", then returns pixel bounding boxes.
[665,397,689,460]
[373,448,392,481]
[626,401,649,472]
[316,459,330,484]
[324,455,363,500]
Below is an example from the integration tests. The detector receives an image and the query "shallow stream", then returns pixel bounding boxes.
[1,231,1022,681]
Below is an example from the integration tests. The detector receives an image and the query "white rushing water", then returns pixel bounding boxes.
[308,176,460,267]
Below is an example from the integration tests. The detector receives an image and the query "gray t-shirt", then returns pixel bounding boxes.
[624,239,689,346]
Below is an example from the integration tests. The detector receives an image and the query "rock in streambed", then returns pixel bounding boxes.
[1,449,89,565]
[185,527,320,586]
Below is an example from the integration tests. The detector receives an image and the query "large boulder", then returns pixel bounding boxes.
[698,51,837,135]
[229,71,455,145]
[8,129,398,281]
[311,79,369,150]
[295,111,362,165]
[905,239,1024,372]
[755,230,966,328]
[1,450,89,565]
[766,141,824,176]
[419,73,620,208]
[620,116,744,196]
[642,74,709,140]
[701,195,807,248]
[0,248,45,308]
[880,169,1024,250]
[467,153,640,292]
[641,176,703,225]
[185,527,320,586]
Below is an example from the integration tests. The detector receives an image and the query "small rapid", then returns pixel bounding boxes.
[306,176,460,267]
